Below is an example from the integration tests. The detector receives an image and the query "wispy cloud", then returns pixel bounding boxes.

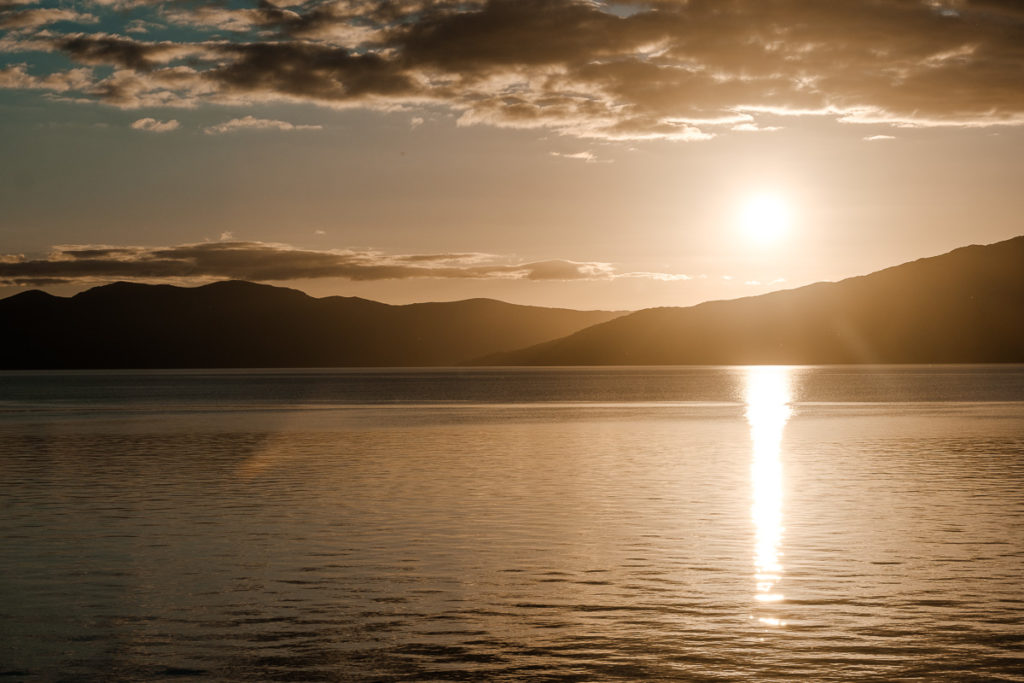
[732,123,782,133]
[0,7,96,29]
[130,116,178,132]
[203,115,323,135]
[124,18,157,34]
[618,271,693,282]
[863,134,896,141]
[550,151,604,163]
[0,241,697,286]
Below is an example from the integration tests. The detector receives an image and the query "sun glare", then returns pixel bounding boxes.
[739,194,791,245]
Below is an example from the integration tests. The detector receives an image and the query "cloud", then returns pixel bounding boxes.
[0,64,93,92]
[864,134,896,141]
[85,66,211,109]
[551,151,599,163]
[130,117,179,132]
[86,0,160,9]
[732,123,782,133]
[206,40,415,102]
[203,115,323,135]
[2,0,1023,138]
[162,5,295,33]
[514,259,613,280]
[51,33,212,71]
[0,8,96,29]
[619,271,693,282]
[0,241,693,286]
[124,19,156,34]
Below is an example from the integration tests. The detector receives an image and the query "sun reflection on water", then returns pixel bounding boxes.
[744,366,793,624]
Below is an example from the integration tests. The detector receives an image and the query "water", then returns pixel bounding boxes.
[1,366,1022,681]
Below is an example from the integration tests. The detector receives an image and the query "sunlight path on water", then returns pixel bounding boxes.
[745,366,793,626]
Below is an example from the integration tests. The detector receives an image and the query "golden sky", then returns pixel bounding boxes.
[1,0,1022,309]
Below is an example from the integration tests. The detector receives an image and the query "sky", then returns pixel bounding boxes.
[1,0,1022,311]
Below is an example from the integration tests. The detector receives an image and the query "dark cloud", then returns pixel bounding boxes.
[0,242,631,284]
[52,33,204,71]
[3,0,1023,137]
[209,41,414,100]
[62,247,141,258]
[394,253,489,263]
[397,0,646,70]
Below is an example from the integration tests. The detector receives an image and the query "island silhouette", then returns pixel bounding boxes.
[2,235,1022,368]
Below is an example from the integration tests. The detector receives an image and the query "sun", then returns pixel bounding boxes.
[739,193,791,245]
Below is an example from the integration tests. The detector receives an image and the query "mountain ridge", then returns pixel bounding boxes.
[476,235,1024,365]
[0,280,623,369]
[4,235,1023,368]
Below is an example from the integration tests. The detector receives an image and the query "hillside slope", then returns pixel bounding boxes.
[479,236,1024,365]
[0,281,623,368]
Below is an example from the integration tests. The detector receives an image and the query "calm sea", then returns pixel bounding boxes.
[1,366,1022,682]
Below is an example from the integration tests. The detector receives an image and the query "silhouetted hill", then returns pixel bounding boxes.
[479,236,1024,365]
[0,281,623,369]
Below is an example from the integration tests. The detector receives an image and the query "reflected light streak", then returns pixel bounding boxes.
[744,366,793,621]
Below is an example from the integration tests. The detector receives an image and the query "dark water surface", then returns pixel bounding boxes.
[1,366,1023,681]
